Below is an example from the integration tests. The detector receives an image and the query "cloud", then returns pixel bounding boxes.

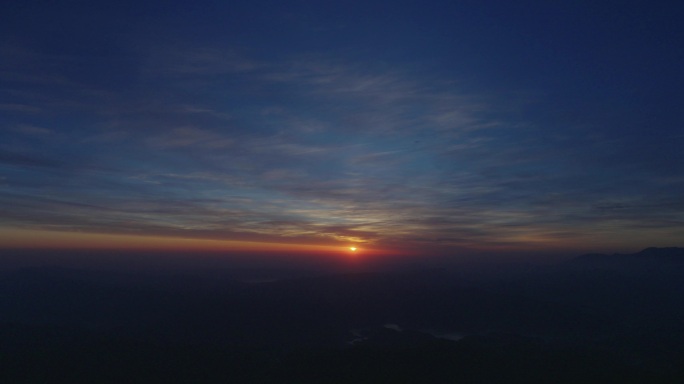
[146,127,235,149]
[2,40,683,253]
[0,150,64,169]
[12,124,53,135]
[144,46,261,77]
[0,103,41,113]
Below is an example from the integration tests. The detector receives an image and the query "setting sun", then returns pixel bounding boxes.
[349,246,357,252]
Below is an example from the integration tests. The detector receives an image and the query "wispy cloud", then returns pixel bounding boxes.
[144,46,261,77]
[11,124,53,136]
[0,103,41,113]
[2,39,682,253]
[146,127,235,149]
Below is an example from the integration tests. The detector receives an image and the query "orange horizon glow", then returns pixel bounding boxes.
[0,228,657,264]
[0,228,395,257]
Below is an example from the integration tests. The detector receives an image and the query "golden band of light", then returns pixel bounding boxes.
[0,228,350,254]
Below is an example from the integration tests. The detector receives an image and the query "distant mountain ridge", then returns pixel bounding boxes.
[573,247,684,265]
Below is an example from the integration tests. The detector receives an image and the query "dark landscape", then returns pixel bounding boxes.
[2,247,684,383]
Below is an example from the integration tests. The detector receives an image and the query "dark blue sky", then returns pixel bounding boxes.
[1,0,683,257]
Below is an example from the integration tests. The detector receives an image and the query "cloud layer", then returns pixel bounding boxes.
[2,1,683,255]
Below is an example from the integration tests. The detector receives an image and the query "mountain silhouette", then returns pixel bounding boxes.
[572,247,684,266]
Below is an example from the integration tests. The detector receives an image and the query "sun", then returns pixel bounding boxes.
[349,246,358,252]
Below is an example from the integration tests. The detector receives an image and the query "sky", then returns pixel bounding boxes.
[1,0,683,262]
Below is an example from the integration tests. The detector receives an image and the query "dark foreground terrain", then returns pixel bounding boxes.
[2,247,684,383]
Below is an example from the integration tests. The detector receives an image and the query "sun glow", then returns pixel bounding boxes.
[0,228,345,254]
[349,246,357,252]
